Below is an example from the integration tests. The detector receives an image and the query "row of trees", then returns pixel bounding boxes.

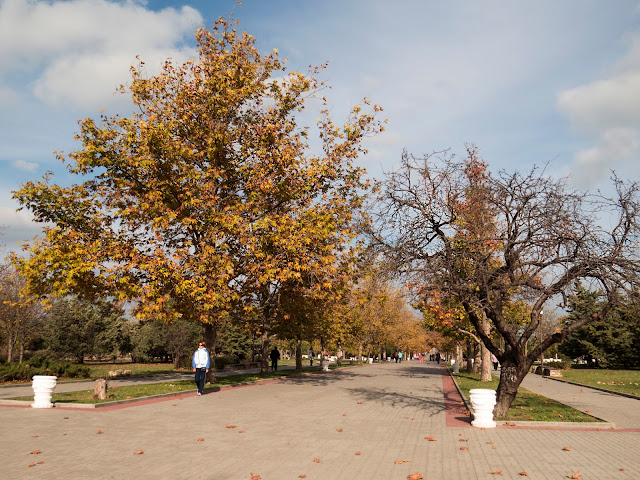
[8,16,640,417]
[1,264,428,369]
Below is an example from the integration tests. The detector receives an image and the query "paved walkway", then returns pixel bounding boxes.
[1,362,638,479]
[519,372,640,428]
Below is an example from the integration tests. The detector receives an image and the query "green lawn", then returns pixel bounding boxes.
[87,362,182,379]
[452,372,601,422]
[559,369,640,396]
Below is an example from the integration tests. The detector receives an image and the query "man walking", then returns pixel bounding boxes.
[270,346,281,371]
[192,341,210,396]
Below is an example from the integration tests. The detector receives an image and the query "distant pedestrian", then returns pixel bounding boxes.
[398,352,403,363]
[309,348,315,366]
[436,352,441,364]
[491,353,499,371]
[270,347,280,371]
[394,352,398,363]
[192,341,210,396]
[418,353,423,362]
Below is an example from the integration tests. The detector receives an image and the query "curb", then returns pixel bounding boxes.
[0,364,367,410]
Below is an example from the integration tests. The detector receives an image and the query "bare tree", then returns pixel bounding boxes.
[369,148,640,417]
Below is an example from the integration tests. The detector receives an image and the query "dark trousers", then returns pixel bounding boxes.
[271,359,278,371]
[194,368,206,393]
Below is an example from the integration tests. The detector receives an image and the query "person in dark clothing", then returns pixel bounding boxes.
[436,352,441,364]
[270,347,281,371]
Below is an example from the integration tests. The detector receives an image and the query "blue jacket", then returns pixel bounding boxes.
[192,348,210,369]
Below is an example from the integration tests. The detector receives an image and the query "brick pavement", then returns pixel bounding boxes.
[0,362,638,479]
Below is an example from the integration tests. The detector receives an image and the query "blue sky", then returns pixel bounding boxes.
[1,0,640,255]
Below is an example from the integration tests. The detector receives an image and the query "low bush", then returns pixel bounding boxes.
[0,357,90,382]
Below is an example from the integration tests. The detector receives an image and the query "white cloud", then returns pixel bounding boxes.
[12,159,38,172]
[557,33,640,189]
[572,128,640,187]
[557,72,640,133]
[0,206,42,255]
[0,0,203,111]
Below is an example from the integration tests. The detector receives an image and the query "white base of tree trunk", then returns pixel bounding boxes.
[31,375,57,408]
[321,360,330,372]
[470,388,496,428]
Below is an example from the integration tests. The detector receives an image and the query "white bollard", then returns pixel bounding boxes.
[469,388,496,428]
[31,375,58,408]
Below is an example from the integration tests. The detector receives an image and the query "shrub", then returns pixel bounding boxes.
[0,358,90,382]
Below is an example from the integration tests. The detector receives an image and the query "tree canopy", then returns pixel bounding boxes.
[369,146,640,416]
[12,17,384,368]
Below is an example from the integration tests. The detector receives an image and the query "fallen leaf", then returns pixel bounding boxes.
[63,417,69,420]
[28,463,36,468]
[313,457,320,463]
[424,436,437,441]
[357,402,364,404]
[488,471,502,475]
[32,435,38,438]
[96,430,104,434]
[585,410,591,414]
[486,441,493,445]
[459,438,468,442]
[30,450,41,455]
[619,468,625,472]
[336,428,343,432]
[197,438,205,442]
[172,404,177,406]
[567,472,582,479]
[298,475,307,478]
[238,430,245,433]
[562,446,571,451]
[37,461,44,465]
[492,446,497,450]
[250,474,261,480]
[225,425,237,429]
[355,451,361,456]
[459,447,469,451]
[134,450,144,455]
[519,473,529,477]
[407,474,424,480]
[394,459,411,464]
[343,413,348,416]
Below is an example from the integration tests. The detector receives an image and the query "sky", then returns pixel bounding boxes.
[1,0,640,255]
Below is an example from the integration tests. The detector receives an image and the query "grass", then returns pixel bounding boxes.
[452,371,601,422]
[87,362,182,379]
[559,369,640,396]
[12,363,356,404]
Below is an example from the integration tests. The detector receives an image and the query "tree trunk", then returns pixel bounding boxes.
[471,342,481,374]
[295,337,302,372]
[203,323,217,383]
[260,329,270,374]
[493,358,533,418]
[358,343,363,363]
[466,341,473,372]
[480,316,492,381]
[455,342,463,366]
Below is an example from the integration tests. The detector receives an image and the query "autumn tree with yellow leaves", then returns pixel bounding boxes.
[12,17,384,378]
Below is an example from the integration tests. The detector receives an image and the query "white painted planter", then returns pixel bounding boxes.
[368,358,373,364]
[469,388,496,428]
[31,375,57,408]
[321,360,330,372]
